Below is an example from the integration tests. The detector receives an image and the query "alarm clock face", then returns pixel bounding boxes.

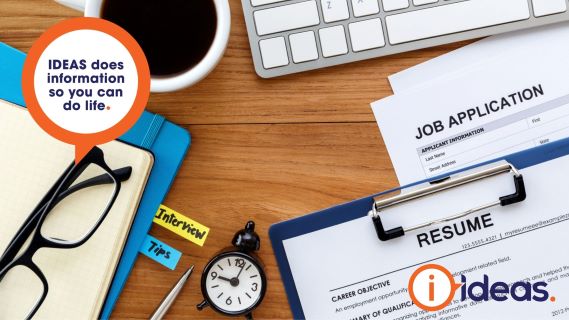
[202,251,266,315]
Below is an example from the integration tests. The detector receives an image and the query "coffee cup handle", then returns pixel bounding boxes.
[54,0,86,12]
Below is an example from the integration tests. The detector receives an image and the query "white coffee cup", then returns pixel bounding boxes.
[55,0,230,93]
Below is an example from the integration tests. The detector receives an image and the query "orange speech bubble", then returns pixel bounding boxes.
[22,17,150,163]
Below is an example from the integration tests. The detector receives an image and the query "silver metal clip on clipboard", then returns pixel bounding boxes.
[368,162,527,241]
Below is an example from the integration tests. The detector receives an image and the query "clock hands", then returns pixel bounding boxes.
[218,274,240,287]
[217,262,246,288]
[236,262,246,279]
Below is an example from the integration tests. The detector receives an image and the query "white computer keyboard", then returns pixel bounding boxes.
[241,0,569,78]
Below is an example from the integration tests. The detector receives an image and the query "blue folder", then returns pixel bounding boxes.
[0,42,190,318]
[270,138,569,319]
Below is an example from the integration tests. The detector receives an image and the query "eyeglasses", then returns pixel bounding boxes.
[0,147,132,319]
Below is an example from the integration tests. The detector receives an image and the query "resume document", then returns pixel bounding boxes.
[283,157,569,319]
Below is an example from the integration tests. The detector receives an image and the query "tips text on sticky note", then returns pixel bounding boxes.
[140,235,182,270]
[153,204,210,246]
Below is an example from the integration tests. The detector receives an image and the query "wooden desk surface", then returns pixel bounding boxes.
[0,0,472,318]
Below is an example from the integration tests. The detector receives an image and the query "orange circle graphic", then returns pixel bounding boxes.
[22,17,150,161]
[408,264,462,312]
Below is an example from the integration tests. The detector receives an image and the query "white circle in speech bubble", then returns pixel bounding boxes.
[33,29,139,134]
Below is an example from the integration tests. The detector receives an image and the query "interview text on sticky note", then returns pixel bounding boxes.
[153,204,210,246]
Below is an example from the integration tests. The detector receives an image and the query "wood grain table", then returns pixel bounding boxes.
[0,0,474,318]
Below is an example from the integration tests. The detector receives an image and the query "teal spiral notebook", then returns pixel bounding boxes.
[0,42,190,318]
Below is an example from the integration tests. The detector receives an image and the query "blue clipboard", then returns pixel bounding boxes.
[269,138,569,319]
[0,42,190,318]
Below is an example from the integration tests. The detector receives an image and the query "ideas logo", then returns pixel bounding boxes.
[408,264,555,312]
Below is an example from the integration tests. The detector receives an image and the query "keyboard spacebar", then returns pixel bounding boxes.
[385,0,530,45]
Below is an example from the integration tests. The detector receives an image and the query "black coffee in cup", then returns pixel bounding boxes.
[101,0,218,76]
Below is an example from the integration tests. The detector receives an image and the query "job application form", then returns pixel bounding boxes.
[283,157,569,319]
[372,29,569,185]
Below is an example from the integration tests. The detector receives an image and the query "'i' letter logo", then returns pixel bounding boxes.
[429,274,435,301]
[408,264,462,311]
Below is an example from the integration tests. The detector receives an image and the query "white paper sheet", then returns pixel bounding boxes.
[372,31,569,185]
[388,22,569,94]
[284,157,569,319]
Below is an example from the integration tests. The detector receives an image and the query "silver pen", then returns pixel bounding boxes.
[150,265,195,320]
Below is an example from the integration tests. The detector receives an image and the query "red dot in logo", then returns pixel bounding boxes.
[429,275,435,280]
[551,296,556,302]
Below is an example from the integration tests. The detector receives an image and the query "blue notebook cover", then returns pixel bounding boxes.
[0,42,190,318]
[270,138,569,319]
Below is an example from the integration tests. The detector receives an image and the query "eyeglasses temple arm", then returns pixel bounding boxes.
[58,166,132,199]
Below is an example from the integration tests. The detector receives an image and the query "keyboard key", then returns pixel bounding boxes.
[349,18,386,52]
[259,37,289,68]
[386,0,530,45]
[251,0,287,6]
[413,0,437,6]
[532,0,567,17]
[351,0,380,17]
[382,0,409,12]
[254,0,320,36]
[290,31,319,63]
[319,26,349,57]
[321,0,350,22]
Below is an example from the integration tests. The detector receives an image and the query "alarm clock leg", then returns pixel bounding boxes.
[245,312,253,320]
[196,300,209,311]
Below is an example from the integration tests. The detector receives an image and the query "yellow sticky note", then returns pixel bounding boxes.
[153,205,210,246]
